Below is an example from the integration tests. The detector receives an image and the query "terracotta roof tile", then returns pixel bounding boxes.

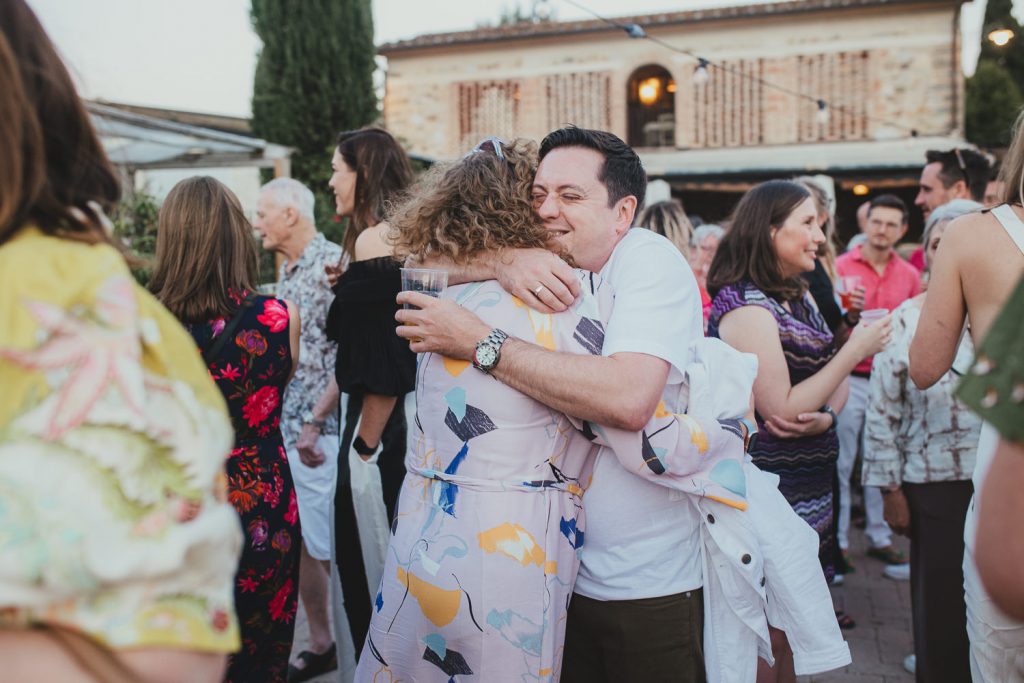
[379,0,958,54]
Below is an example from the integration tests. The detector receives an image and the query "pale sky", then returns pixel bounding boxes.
[26,0,1021,118]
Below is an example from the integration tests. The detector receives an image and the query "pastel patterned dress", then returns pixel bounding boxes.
[355,275,749,682]
[0,228,242,653]
[709,281,841,579]
[187,294,301,683]
[354,276,612,682]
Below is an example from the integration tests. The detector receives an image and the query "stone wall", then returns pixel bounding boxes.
[382,3,961,160]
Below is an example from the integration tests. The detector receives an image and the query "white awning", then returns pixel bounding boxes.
[88,102,292,170]
[639,135,968,178]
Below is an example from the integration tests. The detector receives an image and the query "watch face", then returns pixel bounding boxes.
[476,344,498,367]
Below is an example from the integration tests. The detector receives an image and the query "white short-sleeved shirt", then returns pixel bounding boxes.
[573,228,706,601]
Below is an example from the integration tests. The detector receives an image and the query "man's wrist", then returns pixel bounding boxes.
[881,484,901,494]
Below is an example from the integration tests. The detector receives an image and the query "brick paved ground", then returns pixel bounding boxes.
[799,530,914,683]
[291,527,915,682]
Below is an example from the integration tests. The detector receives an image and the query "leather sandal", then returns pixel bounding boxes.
[287,643,337,683]
[835,610,856,630]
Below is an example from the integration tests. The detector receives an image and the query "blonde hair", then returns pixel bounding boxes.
[388,138,553,263]
[150,176,258,323]
[637,199,693,258]
[1000,107,1024,207]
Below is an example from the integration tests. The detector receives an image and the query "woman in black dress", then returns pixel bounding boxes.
[324,128,416,656]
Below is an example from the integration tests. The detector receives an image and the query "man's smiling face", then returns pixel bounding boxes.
[531,146,631,272]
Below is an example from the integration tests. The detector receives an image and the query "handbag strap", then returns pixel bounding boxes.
[202,293,257,366]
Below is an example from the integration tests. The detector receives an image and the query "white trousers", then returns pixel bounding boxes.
[836,375,892,550]
[965,423,1024,682]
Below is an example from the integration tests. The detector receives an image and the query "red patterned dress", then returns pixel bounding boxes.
[187,293,301,683]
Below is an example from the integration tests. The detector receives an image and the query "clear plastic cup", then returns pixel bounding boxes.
[860,308,888,325]
[400,268,448,310]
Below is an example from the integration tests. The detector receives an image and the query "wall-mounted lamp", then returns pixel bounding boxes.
[638,78,661,105]
[852,184,870,196]
[988,28,1015,47]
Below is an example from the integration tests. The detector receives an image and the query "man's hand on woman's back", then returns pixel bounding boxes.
[495,248,580,313]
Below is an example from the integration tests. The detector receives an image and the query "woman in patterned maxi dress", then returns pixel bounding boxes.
[151,176,302,683]
[360,274,612,681]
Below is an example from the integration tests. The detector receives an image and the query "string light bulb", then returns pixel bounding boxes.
[816,99,830,125]
[531,0,551,21]
[693,58,710,85]
[624,23,647,39]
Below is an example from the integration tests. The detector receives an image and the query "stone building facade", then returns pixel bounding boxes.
[379,0,967,233]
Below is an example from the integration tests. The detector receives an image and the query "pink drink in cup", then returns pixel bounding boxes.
[859,308,888,325]
[837,275,862,310]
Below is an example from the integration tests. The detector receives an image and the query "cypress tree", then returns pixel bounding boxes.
[250,0,378,240]
[966,60,1024,147]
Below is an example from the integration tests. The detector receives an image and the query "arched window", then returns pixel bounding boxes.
[627,64,676,148]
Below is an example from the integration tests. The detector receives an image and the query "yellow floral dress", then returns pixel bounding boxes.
[0,227,242,653]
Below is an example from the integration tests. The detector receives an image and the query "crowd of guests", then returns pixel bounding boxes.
[1,2,1023,682]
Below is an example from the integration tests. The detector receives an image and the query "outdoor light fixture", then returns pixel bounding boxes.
[531,0,551,22]
[624,23,647,39]
[638,77,661,105]
[693,58,710,85]
[853,184,870,196]
[988,28,1015,47]
[816,99,830,125]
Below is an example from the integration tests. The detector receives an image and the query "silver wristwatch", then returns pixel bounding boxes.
[302,409,326,430]
[472,328,509,373]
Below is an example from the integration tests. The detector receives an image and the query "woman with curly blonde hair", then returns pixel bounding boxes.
[356,138,604,681]
[389,137,555,262]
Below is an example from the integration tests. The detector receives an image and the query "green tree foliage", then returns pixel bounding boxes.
[966,60,1024,147]
[979,0,1024,95]
[250,0,378,245]
[965,0,1024,148]
[111,190,160,286]
[498,3,531,25]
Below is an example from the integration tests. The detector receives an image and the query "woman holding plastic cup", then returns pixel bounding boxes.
[323,127,416,657]
[708,180,892,680]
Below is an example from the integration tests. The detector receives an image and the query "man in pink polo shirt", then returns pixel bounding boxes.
[835,194,921,568]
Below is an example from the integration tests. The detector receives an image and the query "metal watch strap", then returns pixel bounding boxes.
[472,328,509,372]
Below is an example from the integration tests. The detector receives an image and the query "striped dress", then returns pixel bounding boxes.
[709,281,840,579]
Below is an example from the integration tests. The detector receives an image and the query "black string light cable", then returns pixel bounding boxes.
[553,0,922,137]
